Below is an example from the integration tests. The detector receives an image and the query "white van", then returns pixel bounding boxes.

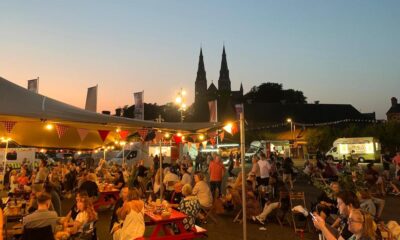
[325,137,381,163]
[0,148,47,168]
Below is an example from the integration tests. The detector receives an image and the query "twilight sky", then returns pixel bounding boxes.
[1,0,399,119]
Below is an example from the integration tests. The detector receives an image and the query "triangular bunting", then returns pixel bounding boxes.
[210,138,216,146]
[219,132,225,142]
[195,143,200,150]
[77,128,89,141]
[1,121,17,133]
[188,142,192,149]
[119,130,130,140]
[201,141,208,149]
[137,129,148,140]
[98,130,110,142]
[173,135,182,144]
[155,132,164,142]
[55,124,69,139]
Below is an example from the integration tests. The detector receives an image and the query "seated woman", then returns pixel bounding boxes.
[312,182,340,223]
[64,191,89,222]
[178,184,201,231]
[112,188,145,240]
[67,196,98,235]
[192,172,213,209]
[109,187,129,231]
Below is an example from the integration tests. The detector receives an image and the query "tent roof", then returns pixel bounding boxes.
[0,77,219,148]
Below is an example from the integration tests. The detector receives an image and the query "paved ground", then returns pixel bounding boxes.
[58,167,400,240]
[3,162,399,240]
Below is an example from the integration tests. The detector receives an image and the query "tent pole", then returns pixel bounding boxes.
[159,139,163,200]
[240,112,247,240]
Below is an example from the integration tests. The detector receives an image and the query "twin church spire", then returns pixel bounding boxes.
[195,46,236,103]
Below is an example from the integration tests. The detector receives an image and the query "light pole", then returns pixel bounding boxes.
[287,118,293,158]
[175,88,187,122]
[120,141,126,165]
[1,137,11,179]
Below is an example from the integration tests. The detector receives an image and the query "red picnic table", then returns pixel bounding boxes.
[142,208,207,240]
[93,188,120,210]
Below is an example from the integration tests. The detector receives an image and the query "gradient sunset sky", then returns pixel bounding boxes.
[1,1,399,119]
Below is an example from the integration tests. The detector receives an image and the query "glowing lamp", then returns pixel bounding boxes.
[223,123,233,134]
[45,123,54,130]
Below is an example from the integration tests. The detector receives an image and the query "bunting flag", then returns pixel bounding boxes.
[154,132,164,142]
[210,138,216,146]
[119,130,130,140]
[188,142,192,149]
[55,124,69,139]
[98,130,110,142]
[195,143,200,150]
[137,129,148,140]
[173,135,182,144]
[77,128,89,141]
[1,121,17,133]
[201,141,208,149]
[219,131,225,142]
[231,123,239,135]
[208,131,217,138]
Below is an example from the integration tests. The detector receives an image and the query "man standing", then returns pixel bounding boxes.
[393,151,400,178]
[35,159,49,184]
[258,153,271,186]
[208,155,225,198]
[23,193,59,232]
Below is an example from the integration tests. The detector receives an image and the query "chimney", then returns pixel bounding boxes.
[102,111,111,115]
[314,100,320,104]
[115,108,122,116]
[391,97,398,107]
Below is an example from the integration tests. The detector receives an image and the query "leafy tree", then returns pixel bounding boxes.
[244,82,307,104]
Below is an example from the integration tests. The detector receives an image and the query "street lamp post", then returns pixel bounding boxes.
[175,88,187,122]
[287,118,293,157]
[1,137,11,179]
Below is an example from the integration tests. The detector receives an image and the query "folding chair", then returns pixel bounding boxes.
[231,188,243,224]
[200,205,218,224]
[272,191,291,227]
[289,191,310,232]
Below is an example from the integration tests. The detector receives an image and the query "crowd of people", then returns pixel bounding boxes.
[1,149,399,240]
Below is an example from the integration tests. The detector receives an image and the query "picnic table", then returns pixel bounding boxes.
[93,184,120,210]
[142,208,206,240]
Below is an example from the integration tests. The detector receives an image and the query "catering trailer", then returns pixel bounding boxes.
[325,137,381,163]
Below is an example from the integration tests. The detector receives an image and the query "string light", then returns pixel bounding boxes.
[45,123,54,130]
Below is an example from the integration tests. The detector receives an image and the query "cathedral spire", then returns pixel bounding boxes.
[240,82,243,93]
[195,48,207,104]
[218,45,231,92]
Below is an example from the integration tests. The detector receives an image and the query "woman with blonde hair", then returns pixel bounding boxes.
[112,188,145,240]
[347,209,376,240]
[69,196,98,234]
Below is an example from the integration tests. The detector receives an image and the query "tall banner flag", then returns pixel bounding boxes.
[134,91,144,120]
[235,103,244,120]
[208,100,217,122]
[27,78,39,93]
[85,85,98,112]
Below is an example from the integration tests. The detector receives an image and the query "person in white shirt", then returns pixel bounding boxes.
[180,166,192,186]
[192,172,213,208]
[163,168,180,191]
[257,153,271,186]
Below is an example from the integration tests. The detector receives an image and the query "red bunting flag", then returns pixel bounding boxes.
[77,128,89,141]
[55,124,69,139]
[173,135,182,144]
[219,132,225,142]
[210,137,216,146]
[1,121,17,133]
[98,130,110,142]
[119,130,130,140]
[154,132,164,142]
[137,129,148,140]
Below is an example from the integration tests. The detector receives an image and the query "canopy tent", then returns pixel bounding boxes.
[0,77,219,149]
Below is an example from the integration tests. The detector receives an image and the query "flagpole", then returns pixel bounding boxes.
[216,100,219,148]
[240,112,247,240]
